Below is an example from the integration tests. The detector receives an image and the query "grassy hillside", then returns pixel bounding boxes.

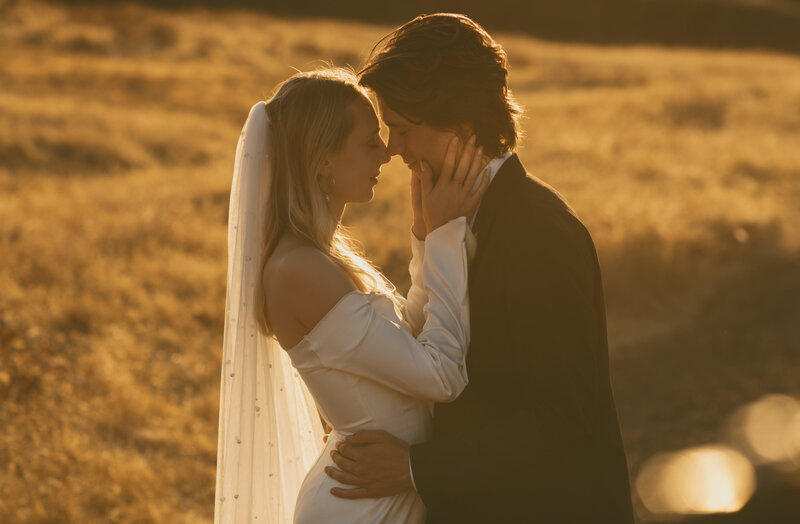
[1,0,799,522]
[53,0,800,54]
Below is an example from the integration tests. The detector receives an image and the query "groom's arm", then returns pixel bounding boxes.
[326,430,414,498]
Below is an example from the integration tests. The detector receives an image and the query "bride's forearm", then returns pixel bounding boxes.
[412,219,427,241]
[401,227,428,336]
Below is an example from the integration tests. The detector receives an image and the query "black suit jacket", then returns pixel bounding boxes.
[410,155,634,523]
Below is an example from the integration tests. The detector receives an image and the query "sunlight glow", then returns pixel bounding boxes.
[740,394,800,468]
[636,445,756,515]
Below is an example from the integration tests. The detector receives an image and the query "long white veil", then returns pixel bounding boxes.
[215,102,325,524]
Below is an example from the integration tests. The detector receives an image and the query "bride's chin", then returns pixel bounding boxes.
[347,192,374,205]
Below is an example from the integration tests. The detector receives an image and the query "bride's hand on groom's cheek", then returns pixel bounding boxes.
[416,135,490,233]
[325,430,412,499]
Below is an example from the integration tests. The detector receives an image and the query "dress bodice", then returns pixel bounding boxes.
[288,291,435,445]
[284,217,473,523]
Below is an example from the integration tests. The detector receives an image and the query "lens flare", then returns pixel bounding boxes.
[636,445,756,515]
[739,394,800,468]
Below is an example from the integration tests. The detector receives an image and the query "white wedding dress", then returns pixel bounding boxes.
[214,102,474,524]
[288,218,473,524]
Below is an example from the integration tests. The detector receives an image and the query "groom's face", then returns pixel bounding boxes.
[377,100,457,180]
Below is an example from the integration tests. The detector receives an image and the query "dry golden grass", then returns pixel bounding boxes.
[1,1,799,522]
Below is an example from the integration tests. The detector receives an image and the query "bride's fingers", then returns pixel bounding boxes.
[468,169,492,208]
[416,161,433,195]
[453,135,476,185]
[439,136,459,182]
[462,146,485,192]
[411,170,421,190]
[410,169,420,196]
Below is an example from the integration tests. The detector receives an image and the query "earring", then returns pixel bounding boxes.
[325,176,335,201]
[319,171,334,201]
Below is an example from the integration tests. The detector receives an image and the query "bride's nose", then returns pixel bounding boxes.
[378,141,390,165]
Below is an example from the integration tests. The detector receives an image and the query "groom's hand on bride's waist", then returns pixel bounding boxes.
[325,430,412,499]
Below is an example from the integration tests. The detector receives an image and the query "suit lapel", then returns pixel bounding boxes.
[468,154,525,282]
[472,153,525,239]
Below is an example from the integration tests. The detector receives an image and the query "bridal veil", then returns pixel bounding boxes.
[215,102,325,524]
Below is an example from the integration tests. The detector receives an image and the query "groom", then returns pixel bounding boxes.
[326,14,634,523]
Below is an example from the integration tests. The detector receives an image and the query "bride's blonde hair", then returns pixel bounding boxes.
[254,68,397,336]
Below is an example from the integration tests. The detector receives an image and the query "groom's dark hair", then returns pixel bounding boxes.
[359,13,522,157]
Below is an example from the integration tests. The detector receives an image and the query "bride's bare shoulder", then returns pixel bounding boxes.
[264,234,356,343]
[266,236,350,287]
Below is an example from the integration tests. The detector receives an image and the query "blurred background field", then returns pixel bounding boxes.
[1,0,799,522]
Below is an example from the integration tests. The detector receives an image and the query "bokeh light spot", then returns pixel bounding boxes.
[636,445,756,516]
[740,394,800,467]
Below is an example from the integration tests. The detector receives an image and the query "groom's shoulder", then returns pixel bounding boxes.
[501,163,587,241]
[500,171,598,276]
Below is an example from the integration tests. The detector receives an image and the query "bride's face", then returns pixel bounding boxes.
[377,99,457,180]
[324,98,390,205]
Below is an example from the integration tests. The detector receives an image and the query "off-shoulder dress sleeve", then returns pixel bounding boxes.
[291,217,471,402]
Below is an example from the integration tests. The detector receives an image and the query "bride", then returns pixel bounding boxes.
[215,68,489,523]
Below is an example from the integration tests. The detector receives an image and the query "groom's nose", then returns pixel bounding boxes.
[386,132,404,157]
